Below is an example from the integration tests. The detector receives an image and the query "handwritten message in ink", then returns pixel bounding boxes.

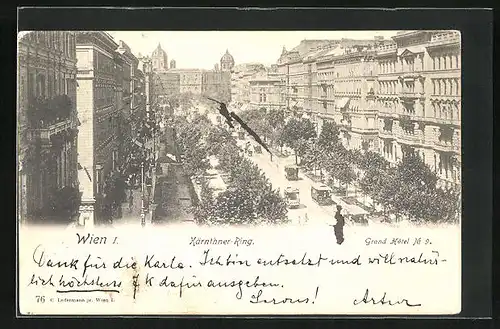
[18,226,461,315]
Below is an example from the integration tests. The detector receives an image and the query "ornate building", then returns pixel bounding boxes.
[153,51,233,104]
[249,65,285,112]
[331,47,379,151]
[75,31,133,226]
[152,71,181,96]
[275,33,461,188]
[170,59,176,69]
[277,38,395,147]
[220,49,235,71]
[376,30,461,188]
[151,43,168,72]
[115,41,143,173]
[231,63,266,111]
[18,31,79,224]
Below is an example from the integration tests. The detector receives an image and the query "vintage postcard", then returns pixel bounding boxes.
[17,30,462,316]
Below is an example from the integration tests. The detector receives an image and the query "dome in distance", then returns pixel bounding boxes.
[220,49,235,71]
[221,49,234,63]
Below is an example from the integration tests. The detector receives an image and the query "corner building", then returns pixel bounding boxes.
[17,31,79,223]
[75,32,128,226]
[375,30,461,188]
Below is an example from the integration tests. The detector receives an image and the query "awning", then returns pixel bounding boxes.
[336,97,350,109]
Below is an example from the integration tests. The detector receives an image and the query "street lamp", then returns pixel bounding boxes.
[140,161,146,227]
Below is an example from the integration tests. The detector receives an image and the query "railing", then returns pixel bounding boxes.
[28,95,73,129]
[379,130,395,139]
[376,43,397,53]
[400,91,424,98]
[429,117,461,127]
[36,119,73,141]
[395,131,425,144]
[430,32,460,44]
[434,139,460,152]
[378,109,398,118]
[399,112,425,121]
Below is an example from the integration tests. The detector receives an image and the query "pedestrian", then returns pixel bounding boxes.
[334,205,345,245]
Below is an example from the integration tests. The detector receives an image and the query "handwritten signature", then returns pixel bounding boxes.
[353,288,421,307]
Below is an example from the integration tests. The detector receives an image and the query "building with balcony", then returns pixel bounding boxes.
[375,30,461,188]
[230,63,266,111]
[75,31,129,226]
[18,31,79,224]
[331,47,379,151]
[249,65,285,112]
[276,38,384,145]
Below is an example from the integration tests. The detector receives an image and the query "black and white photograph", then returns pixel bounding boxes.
[17,28,466,316]
[17,30,461,230]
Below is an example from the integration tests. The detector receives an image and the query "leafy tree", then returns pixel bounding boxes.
[390,153,439,221]
[317,120,340,151]
[429,186,461,223]
[357,150,389,171]
[255,186,288,224]
[323,145,356,194]
[271,126,286,152]
[205,127,235,156]
[395,153,438,192]
[194,179,217,224]
[301,140,324,176]
[282,118,317,164]
[214,187,256,224]
[267,109,285,129]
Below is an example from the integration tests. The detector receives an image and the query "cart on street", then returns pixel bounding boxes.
[284,186,300,209]
[311,182,333,206]
[285,165,299,181]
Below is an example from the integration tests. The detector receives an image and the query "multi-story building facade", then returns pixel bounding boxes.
[18,31,79,224]
[170,69,204,94]
[277,40,333,115]
[375,30,461,188]
[152,72,181,96]
[75,31,128,226]
[230,63,265,111]
[314,45,340,124]
[331,47,379,151]
[249,65,285,112]
[278,38,404,151]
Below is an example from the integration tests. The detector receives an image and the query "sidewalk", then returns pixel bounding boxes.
[118,188,146,226]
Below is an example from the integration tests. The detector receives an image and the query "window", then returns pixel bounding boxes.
[37,74,46,97]
[28,72,36,99]
[50,73,56,97]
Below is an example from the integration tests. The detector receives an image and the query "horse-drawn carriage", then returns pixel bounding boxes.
[285,165,299,181]
[284,186,300,209]
[311,182,333,206]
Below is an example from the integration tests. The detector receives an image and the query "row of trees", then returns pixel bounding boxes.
[173,113,288,225]
[242,108,460,223]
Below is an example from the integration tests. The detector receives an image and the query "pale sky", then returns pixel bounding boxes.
[106,31,400,69]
